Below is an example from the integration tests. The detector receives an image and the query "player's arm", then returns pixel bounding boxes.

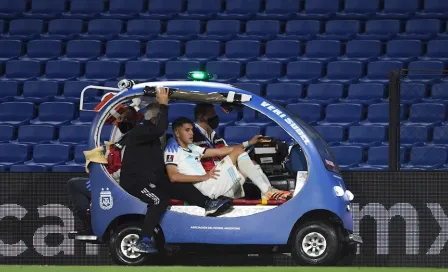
[166,165,219,183]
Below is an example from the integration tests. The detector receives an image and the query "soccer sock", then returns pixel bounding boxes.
[237,152,270,194]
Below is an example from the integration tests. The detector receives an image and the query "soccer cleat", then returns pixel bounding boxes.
[262,187,293,201]
[204,198,232,217]
[133,240,159,254]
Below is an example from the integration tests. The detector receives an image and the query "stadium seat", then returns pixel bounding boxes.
[360,103,404,126]
[419,40,448,63]
[122,61,161,82]
[13,124,56,145]
[314,125,345,145]
[158,61,201,81]
[72,102,98,125]
[233,82,263,96]
[356,20,400,40]
[359,61,404,84]
[336,0,380,19]
[139,40,182,63]
[279,61,323,84]
[298,40,341,63]
[79,19,124,41]
[206,61,243,83]
[56,80,100,103]
[216,0,262,20]
[318,61,364,84]
[396,19,441,41]
[403,103,446,128]
[23,0,67,19]
[0,124,15,142]
[337,40,381,63]
[0,40,23,64]
[78,61,122,83]
[0,0,26,19]
[100,0,144,20]
[317,20,361,41]
[217,40,261,63]
[38,60,82,82]
[237,61,283,84]
[52,144,88,172]
[0,102,35,127]
[404,61,445,84]
[379,40,423,63]
[400,125,429,147]
[1,19,44,41]
[432,126,448,146]
[0,81,19,103]
[178,40,221,63]
[30,102,76,127]
[277,20,321,41]
[0,143,30,171]
[158,20,202,41]
[198,20,242,41]
[99,40,141,63]
[168,103,196,123]
[297,0,340,20]
[265,83,303,104]
[298,83,344,105]
[286,103,324,125]
[257,40,302,63]
[416,0,448,19]
[255,0,301,20]
[351,145,405,170]
[214,104,239,127]
[399,82,427,104]
[224,126,261,145]
[237,20,281,41]
[178,0,222,20]
[140,0,184,20]
[55,125,90,145]
[20,40,62,62]
[423,83,448,104]
[401,146,447,170]
[61,0,105,20]
[341,83,385,105]
[0,60,42,82]
[235,107,273,127]
[59,40,102,63]
[118,19,162,41]
[344,125,387,148]
[265,126,293,142]
[375,0,419,19]
[330,146,364,169]
[10,143,71,172]
[317,103,363,127]
[14,81,59,104]
[100,125,114,142]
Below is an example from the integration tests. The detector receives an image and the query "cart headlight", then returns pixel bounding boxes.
[333,186,344,197]
[345,190,354,201]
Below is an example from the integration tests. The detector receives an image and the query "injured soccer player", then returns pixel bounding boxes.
[164,117,292,200]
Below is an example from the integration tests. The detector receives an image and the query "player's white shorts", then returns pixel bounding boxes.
[194,155,246,199]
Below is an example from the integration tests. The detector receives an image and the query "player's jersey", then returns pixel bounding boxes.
[164,143,207,176]
[193,124,228,172]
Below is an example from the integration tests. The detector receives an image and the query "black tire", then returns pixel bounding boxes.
[108,222,166,266]
[337,243,357,266]
[291,221,341,266]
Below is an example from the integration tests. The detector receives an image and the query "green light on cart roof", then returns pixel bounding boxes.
[187,71,214,81]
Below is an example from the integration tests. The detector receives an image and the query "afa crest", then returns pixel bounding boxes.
[100,187,113,210]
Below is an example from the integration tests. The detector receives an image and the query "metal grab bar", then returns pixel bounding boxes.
[79,85,121,111]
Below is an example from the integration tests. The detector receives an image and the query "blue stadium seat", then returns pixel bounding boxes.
[139,40,182,63]
[14,81,59,104]
[265,126,293,142]
[178,40,221,63]
[279,61,323,84]
[55,81,100,103]
[72,102,98,125]
[62,0,105,20]
[298,83,344,105]
[237,61,283,84]
[416,0,448,19]
[235,107,273,127]
[341,83,385,105]
[118,19,162,41]
[265,83,303,104]
[206,61,242,83]
[0,60,42,82]
[198,20,242,41]
[314,125,345,145]
[359,61,404,84]
[0,124,15,142]
[403,103,446,127]
[224,126,261,145]
[330,146,364,169]
[158,61,201,81]
[432,126,448,146]
[344,125,387,148]
[2,19,44,41]
[217,40,261,63]
[360,103,404,126]
[168,103,196,123]
[30,102,76,127]
[237,20,281,41]
[140,0,183,20]
[59,40,102,63]
[438,21,448,39]
[0,102,35,127]
[277,20,321,41]
[0,143,29,171]
[401,146,447,170]
[0,0,26,19]
[379,40,423,63]
[214,104,239,127]
[216,0,261,20]
[55,125,90,145]
[297,0,341,20]
[41,19,84,41]
[13,124,56,145]
[79,61,122,83]
[351,145,405,170]
[397,19,441,41]
[337,40,381,63]
[419,40,448,63]
[255,0,300,20]
[79,19,124,41]
[318,103,363,127]
[0,81,19,103]
[10,143,71,172]
[298,40,341,63]
[233,82,263,96]
[123,61,161,82]
[158,20,202,41]
[317,20,361,41]
[400,82,427,104]
[0,40,23,64]
[20,40,62,62]
[404,61,446,84]
[178,0,222,20]
[23,0,67,19]
[286,103,324,125]
[100,125,114,142]
[100,0,144,19]
[423,83,448,104]
[38,60,82,82]
[318,61,364,84]
[400,125,429,147]
[356,20,400,40]
[376,0,419,19]
[336,0,380,19]
[52,144,88,172]
[99,40,141,62]
[257,40,302,63]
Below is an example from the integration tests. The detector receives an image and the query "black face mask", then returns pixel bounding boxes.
[207,115,219,130]
[117,122,134,134]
